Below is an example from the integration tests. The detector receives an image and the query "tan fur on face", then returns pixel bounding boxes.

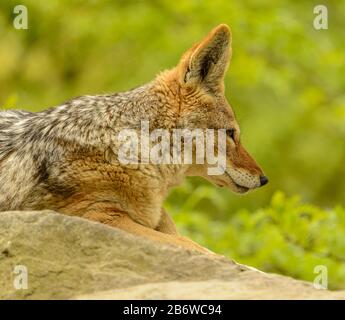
[174,24,265,193]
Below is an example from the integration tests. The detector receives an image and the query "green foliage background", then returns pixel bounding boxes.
[0,0,344,289]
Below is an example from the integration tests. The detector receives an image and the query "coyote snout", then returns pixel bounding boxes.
[222,130,268,193]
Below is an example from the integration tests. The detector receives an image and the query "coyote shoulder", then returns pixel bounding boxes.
[0,24,267,253]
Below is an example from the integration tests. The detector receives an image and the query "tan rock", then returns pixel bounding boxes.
[0,211,344,300]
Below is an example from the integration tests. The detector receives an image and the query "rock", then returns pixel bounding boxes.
[0,211,344,300]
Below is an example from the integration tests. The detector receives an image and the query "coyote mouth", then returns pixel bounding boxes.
[233,182,249,193]
[224,171,250,193]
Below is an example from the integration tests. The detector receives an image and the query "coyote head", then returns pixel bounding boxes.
[167,24,268,193]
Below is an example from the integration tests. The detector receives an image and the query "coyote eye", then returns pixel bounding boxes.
[226,129,235,141]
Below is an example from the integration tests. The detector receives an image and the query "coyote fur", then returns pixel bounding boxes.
[0,24,267,253]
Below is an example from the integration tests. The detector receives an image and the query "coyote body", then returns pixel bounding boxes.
[0,25,267,252]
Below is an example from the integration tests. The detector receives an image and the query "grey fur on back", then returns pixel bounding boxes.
[0,81,176,215]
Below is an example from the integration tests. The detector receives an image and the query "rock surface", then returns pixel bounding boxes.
[0,211,344,300]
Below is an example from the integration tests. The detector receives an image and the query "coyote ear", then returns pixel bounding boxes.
[178,24,232,91]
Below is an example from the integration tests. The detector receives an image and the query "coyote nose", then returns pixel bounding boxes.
[259,175,269,186]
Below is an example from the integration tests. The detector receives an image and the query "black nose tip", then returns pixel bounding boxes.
[260,175,269,186]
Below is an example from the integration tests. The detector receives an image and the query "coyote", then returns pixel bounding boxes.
[0,24,267,253]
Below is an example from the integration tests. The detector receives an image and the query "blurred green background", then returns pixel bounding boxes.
[0,0,344,289]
